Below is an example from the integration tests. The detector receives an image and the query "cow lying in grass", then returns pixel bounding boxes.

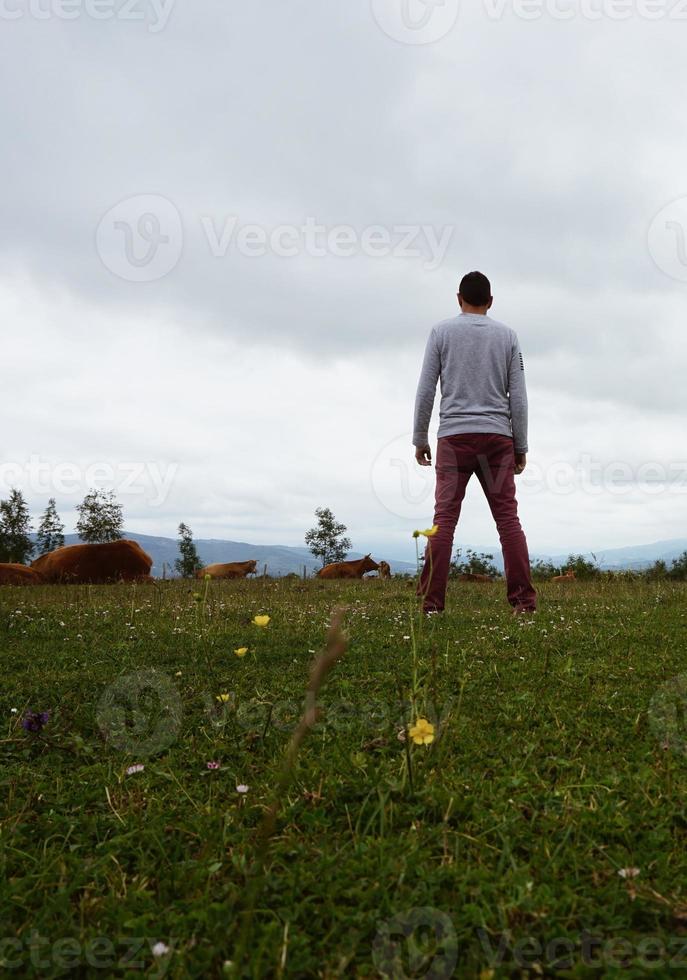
[196,560,258,580]
[459,573,494,583]
[317,555,379,579]
[31,541,153,584]
[0,563,44,585]
[552,571,576,583]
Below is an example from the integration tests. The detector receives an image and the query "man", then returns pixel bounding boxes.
[413,271,537,615]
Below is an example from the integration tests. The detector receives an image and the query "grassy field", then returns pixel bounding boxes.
[2,576,687,978]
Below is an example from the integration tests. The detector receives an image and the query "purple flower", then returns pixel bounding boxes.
[22,711,50,733]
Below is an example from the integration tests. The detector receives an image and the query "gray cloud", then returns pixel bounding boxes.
[1,1,686,556]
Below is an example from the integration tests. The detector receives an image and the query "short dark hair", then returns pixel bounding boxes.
[459,271,491,307]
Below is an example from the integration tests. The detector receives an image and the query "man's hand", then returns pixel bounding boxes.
[514,452,527,475]
[415,444,432,467]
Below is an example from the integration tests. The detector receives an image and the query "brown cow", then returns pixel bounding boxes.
[31,540,153,584]
[196,560,258,580]
[459,573,494,583]
[552,571,576,583]
[317,555,379,579]
[0,563,44,586]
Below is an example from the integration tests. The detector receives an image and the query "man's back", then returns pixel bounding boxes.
[413,312,528,454]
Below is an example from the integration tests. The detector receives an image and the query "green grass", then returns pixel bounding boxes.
[2,577,687,978]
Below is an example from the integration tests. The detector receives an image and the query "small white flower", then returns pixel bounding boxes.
[126,764,145,775]
[10,708,17,714]
[618,867,640,879]
[151,942,170,957]
[236,784,249,794]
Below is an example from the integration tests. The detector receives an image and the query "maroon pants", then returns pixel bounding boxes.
[418,433,537,613]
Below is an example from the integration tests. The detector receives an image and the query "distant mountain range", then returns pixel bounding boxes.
[31,533,687,577]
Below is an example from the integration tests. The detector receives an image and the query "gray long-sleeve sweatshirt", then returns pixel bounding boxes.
[413,313,529,453]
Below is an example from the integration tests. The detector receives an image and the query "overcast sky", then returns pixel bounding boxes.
[1,0,686,561]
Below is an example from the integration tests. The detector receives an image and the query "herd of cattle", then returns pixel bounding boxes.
[0,540,580,586]
[0,542,395,585]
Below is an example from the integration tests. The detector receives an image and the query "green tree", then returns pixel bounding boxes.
[669,552,687,581]
[450,547,499,579]
[561,553,600,580]
[644,559,669,582]
[36,498,65,555]
[175,523,203,578]
[531,559,560,581]
[76,489,123,543]
[0,488,34,564]
[305,507,352,568]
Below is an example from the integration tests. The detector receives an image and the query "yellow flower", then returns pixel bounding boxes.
[413,525,439,539]
[204,574,212,581]
[252,615,271,628]
[216,693,231,703]
[409,718,435,746]
[192,592,202,602]
[234,647,249,658]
